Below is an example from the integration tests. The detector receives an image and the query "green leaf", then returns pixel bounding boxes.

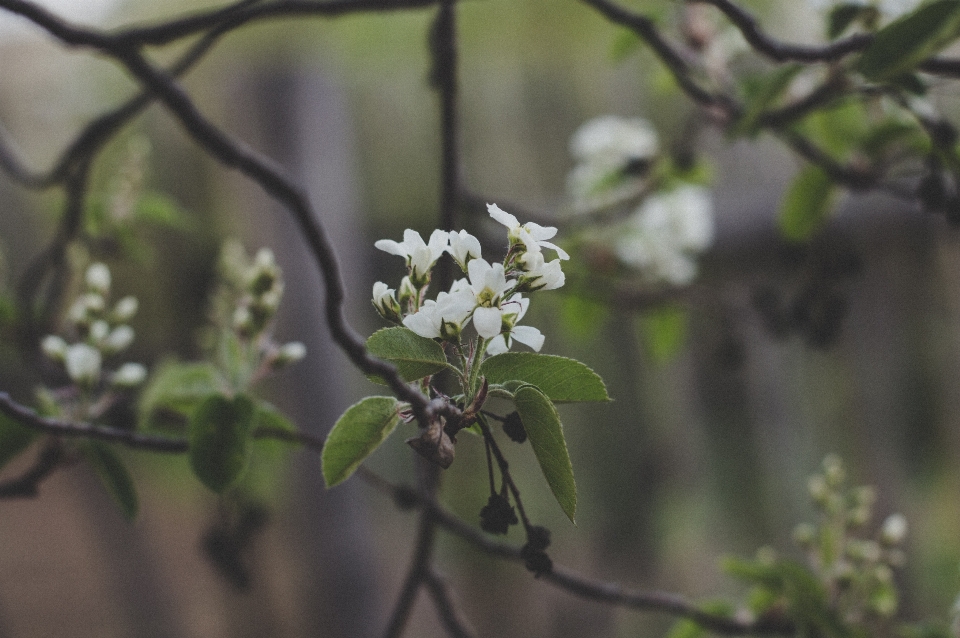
[321,396,400,487]
[513,385,576,522]
[0,411,37,470]
[856,0,960,81]
[479,353,609,403]
[366,327,449,384]
[611,29,641,62]
[640,305,687,364]
[135,192,192,230]
[85,442,139,521]
[139,361,224,427]
[827,4,878,39]
[778,165,837,242]
[733,64,804,138]
[253,401,298,438]
[188,393,255,493]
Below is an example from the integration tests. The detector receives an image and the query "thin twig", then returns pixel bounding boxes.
[0,392,189,452]
[423,568,476,638]
[695,0,870,63]
[359,473,796,636]
[0,440,64,498]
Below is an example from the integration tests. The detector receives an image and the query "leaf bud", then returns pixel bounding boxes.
[479,493,518,535]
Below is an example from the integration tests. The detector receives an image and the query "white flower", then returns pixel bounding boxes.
[375,229,449,285]
[615,185,714,286]
[112,296,138,322]
[447,230,482,271]
[486,294,545,355]
[487,204,569,260]
[467,259,515,339]
[41,335,68,360]
[517,250,565,292]
[103,325,134,352]
[402,287,475,340]
[569,115,659,165]
[398,276,418,304]
[372,281,403,323]
[68,293,105,324]
[567,116,659,200]
[111,362,147,387]
[65,343,102,385]
[85,262,111,294]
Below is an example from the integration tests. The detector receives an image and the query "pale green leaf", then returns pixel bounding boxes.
[513,386,576,522]
[85,442,139,521]
[322,396,400,487]
[778,165,836,242]
[480,353,609,403]
[139,360,225,426]
[366,327,448,384]
[640,305,687,364]
[188,393,255,493]
[856,0,960,81]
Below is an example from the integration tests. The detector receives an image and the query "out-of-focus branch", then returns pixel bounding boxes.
[424,568,476,638]
[694,0,870,63]
[580,0,736,114]
[0,392,189,452]
[0,441,64,498]
[360,474,796,636]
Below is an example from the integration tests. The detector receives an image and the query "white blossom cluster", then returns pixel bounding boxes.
[566,115,715,286]
[373,204,568,355]
[614,186,714,286]
[566,115,659,208]
[41,262,146,388]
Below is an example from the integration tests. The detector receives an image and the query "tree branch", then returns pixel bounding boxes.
[0,392,189,452]
[423,568,476,638]
[694,0,870,63]
[0,440,64,498]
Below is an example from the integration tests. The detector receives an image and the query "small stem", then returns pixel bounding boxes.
[484,434,495,496]
[477,415,532,530]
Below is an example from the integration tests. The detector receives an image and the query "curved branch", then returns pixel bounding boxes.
[579,0,735,113]
[424,568,476,638]
[695,0,870,63]
[0,392,189,452]
[0,440,64,498]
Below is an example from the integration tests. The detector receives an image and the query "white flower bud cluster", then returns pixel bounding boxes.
[218,245,306,374]
[372,204,569,354]
[41,262,146,388]
[793,455,908,621]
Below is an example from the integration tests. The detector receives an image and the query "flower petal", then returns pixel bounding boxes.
[537,241,569,260]
[374,239,407,257]
[487,203,518,229]
[511,325,545,352]
[485,335,509,356]
[473,306,503,339]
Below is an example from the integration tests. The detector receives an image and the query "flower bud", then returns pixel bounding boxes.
[112,296,138,322]
[40,335,68,361]
[880,513,908,546]
[372,282,403,323]
[823,454,845,487]
[272,341,307,368]
[85,263,111,294]
[104,325,134,352]
[398,276,417,304]
[65,343,102,386]
[112,362,147,387]
[90,320,110,343]
[808,474,829,505]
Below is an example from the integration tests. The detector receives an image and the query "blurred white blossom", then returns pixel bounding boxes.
[615,185,714,285]
[567,116,659,202]
[112,362,147,387]
[65,343,102,385]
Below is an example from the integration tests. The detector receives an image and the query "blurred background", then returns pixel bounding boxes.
[1,0,959,636]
